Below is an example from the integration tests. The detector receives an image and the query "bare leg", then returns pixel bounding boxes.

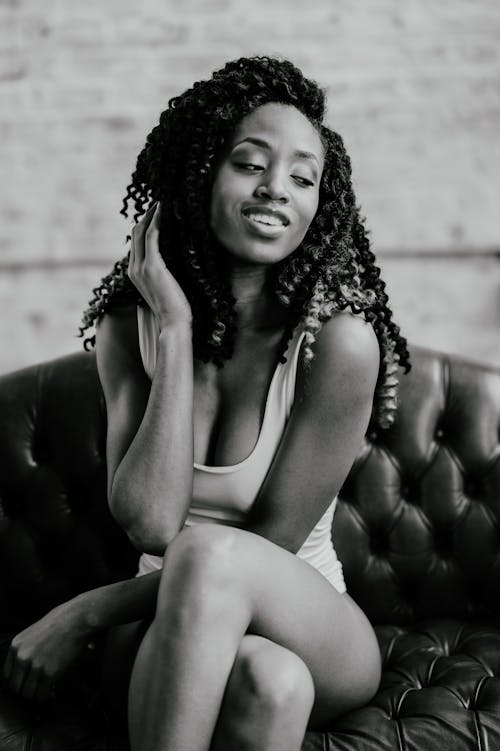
[101,623,314,750]
[128,525,381,751]
[210,635,315,751]
[128,530,252,751]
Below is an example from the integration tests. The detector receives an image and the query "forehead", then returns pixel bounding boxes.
[230,103,324,163]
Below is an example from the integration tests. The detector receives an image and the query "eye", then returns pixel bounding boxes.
[292,175,315,187]
[234,162,264,172]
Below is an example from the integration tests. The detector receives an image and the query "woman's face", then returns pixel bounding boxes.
[210,102,325,266]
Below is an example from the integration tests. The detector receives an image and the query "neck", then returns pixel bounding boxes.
[228,265,286,332]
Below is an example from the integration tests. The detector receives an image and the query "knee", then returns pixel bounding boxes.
[232,639,315,718]
[163,524,240,586]
[155,525,246,624]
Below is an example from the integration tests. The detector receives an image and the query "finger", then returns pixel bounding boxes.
[151,202,162,232]
[131,203,157,265]
[129,225,136,267]
[150,200,160,215]
[138,202,159,232]
[131,225,146,267]
[20,668,40,700]
[2,646,14,681]
[34,673,55,703]
[152,201,161,222]
[144,201,161,237]
[144,210,161,259]
[9,662,28,694]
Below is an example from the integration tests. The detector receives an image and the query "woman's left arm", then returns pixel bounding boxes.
[245,312,380,552]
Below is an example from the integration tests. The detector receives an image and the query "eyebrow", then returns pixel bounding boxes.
[233,137,321,168]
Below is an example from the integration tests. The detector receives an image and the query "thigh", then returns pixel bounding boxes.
[182,525,381,729]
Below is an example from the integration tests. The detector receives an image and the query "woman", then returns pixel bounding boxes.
[3,56,410,750]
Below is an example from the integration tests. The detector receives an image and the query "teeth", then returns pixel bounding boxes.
[246,212,285,227]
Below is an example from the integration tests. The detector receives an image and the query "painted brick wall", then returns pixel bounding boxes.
[1,0,499,372]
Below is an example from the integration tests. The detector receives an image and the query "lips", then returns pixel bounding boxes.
[241,205,290,227]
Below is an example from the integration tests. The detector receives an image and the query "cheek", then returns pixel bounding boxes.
[210,166,234,209]
[209,179,225,230]
[209,185,238,244]
[310,189,321,220]
[209,194,220,233]
[297,193,320,237]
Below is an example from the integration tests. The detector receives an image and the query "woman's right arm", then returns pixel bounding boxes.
[96,202,194,554]
[2,568,163,700]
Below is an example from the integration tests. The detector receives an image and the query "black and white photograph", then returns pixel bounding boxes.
[0,2,499,750]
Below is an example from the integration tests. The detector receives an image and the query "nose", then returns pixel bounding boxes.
[254,168,290,203]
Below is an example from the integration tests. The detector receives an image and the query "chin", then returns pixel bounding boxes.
[218,231,297,264]
[227,242,293,267]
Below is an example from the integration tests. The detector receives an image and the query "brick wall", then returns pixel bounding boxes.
[1,0,499,372]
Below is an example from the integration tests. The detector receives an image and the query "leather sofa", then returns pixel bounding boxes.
[0,344,499,751]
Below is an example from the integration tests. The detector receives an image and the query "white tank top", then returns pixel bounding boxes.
[135,305,346,594]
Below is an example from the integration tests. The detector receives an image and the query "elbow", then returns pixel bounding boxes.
[126,522,178,556]
[108,489,178,555]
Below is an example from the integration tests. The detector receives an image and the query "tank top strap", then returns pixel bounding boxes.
[276,326,307,420]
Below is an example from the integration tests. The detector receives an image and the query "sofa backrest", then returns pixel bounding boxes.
[334,346,500,624]
[0,346,499,630]
[0,352,138,632]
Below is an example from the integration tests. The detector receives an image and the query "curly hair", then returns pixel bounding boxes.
[78,55,411,431]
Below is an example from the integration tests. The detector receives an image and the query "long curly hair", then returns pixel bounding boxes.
[79,55,411,431]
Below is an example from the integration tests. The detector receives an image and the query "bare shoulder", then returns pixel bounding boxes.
[249,311,380,546]
[297,310,380,408]
[312,310,379,367]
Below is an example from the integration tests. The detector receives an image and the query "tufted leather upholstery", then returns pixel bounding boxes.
[0,345,499,750]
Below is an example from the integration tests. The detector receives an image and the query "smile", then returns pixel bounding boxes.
[241,207,290,237]
[241,213,288,237]
[242,207,290,225]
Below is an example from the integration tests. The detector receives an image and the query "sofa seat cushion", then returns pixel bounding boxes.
[0,633,108,751]
[2,620,500,751]
[0,685,108,751]
[303,618,500,750]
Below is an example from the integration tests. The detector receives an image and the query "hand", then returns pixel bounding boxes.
[128,202,193,329]
[2,600,91,701]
